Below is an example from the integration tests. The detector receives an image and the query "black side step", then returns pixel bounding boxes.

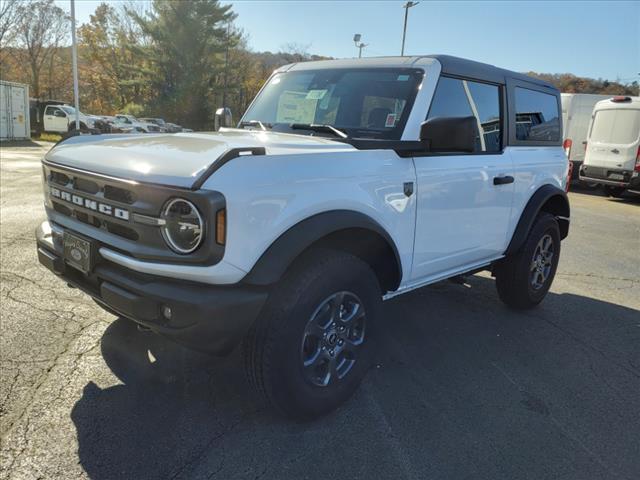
[191,147,266,190]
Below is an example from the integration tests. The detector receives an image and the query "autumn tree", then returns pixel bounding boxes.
[0,0,23,48]
[78,2,150,113]
[12,0,68,98]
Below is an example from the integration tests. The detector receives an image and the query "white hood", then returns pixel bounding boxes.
[44,129,355,189]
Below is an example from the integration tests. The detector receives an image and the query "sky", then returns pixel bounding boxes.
[57,0,639,82]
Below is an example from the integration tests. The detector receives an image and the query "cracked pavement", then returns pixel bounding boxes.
[1,141,639,480]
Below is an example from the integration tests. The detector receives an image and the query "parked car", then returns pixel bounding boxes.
[166,122,182,133]
[31,102,97,134]
[580,96,640,197]
[561,93,610,182]
[114,114,161,133]
[88,114,112,134]
[99,116,134,134]
[139,117,177,133]
[165,122,183,132]
[36,55,570,420]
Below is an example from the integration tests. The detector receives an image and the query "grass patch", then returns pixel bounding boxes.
[37,132,63,143]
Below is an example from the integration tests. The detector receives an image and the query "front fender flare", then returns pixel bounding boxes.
[242,210,402,287]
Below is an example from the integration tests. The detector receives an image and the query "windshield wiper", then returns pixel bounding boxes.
[290,123,348,139]
[239,120,270,131]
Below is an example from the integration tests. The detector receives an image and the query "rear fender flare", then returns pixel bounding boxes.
[505,184,570,256]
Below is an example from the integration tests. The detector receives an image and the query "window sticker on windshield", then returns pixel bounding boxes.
[385,113,397,127]
[276,91,318,124]
[305,89,327,100]
[397,74,410,81]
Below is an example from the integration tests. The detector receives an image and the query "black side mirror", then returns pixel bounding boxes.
[214,107,233,131]
[419,116,478,153]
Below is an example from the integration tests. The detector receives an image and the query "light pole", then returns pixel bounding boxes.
[70,0,80,130]
[401,1,419,57]
[353,33,368,58]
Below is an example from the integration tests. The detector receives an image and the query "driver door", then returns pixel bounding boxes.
[44,106,67,133]
[411,76,514,281]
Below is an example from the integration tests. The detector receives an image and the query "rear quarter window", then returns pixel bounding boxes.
[514,87,560,142]
[589,109,640,144]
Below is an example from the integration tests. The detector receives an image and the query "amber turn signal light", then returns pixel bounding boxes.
[215,208,226,245]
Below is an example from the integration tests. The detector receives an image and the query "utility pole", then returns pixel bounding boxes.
[70,0,80,130]
[353,33,368,58]
[401,1,419,57]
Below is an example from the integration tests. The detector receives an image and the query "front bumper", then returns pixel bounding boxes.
[36,221,268,355]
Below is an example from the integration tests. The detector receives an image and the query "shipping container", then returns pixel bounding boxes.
[0,80,31,141]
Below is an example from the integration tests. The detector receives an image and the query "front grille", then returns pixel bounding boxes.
[105,221,139,241]
[50,171,71,186]
[45,165,161,245]
[53,201,72,216]
[74,177,100,194]
[43,161,226,266]
[104,184,135,204]
[73,210,102,228]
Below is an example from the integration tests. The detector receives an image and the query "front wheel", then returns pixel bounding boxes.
[243,249,381,420]
[495,213,561,310]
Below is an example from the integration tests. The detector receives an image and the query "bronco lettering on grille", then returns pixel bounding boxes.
[50,186,130,221]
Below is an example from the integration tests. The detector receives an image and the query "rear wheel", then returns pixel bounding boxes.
[243,249,381,420]
[604,186,625,198]
[495,213,561,309]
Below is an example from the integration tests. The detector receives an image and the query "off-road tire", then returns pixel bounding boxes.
[495,212,561,310]
[604,186,625,198]
[243,248,382,420]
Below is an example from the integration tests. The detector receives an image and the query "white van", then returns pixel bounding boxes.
[561,93,610,181]
[580,96,640,197]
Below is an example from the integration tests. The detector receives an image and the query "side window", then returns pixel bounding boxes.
[45,106,60,116]
[514,87,560,142]
[427,77,502,153]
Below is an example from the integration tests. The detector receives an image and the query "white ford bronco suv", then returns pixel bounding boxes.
[36,55,570,419]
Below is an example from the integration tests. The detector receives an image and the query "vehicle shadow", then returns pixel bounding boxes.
[570,184,640,204]
[0,139,47,148]
[71,275,640,480]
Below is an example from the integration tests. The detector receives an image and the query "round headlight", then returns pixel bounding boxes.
[161,198,204,254]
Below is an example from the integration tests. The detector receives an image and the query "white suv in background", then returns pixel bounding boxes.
[37,55,570,419]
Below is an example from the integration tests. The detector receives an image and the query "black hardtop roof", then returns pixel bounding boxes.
[424,54,557,91]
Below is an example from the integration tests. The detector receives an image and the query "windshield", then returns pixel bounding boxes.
[241,68,423,140]
[60,105,85,116]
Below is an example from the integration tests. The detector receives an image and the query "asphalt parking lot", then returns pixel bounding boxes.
[1,141,639,480]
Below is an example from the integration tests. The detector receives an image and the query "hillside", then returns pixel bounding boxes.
[525,72,638,96]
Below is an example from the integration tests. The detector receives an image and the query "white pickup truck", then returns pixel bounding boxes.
[36,55,570,419]
[41,104,97,133]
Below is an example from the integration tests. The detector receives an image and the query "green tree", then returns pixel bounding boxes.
[129,0,237,129]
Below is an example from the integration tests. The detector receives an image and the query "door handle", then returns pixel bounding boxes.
[611,148,620,154]
[493,175,514,185]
